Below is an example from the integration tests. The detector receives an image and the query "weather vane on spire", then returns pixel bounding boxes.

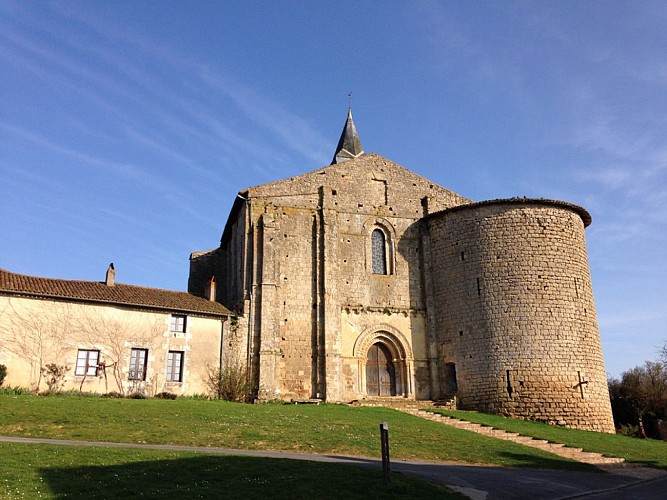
[348,91,352,110]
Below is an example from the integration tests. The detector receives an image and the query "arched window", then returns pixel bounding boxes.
[371,229,387,275]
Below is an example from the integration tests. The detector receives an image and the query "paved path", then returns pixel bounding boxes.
[2,435,665,499]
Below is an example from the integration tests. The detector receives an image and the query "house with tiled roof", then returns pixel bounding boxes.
[0,265,232,396]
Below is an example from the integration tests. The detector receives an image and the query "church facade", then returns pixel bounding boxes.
[189,111,615,433]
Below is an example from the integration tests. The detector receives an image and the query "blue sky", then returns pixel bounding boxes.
[1,1,665,378]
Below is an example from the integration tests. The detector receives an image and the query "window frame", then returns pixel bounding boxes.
[166,350,184,383]
[128,348,148,381]
[371,228,389,275]
[170,314,187,333]
[75,349,100,376]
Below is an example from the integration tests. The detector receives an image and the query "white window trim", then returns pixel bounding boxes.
[75,349,100,376]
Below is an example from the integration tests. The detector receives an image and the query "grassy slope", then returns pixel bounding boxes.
[0,395,592,471]
[433,409,667,469]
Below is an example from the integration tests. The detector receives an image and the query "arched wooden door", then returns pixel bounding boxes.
[366,343,396,396]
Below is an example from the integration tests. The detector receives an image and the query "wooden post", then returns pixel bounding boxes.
[380,421,390,485]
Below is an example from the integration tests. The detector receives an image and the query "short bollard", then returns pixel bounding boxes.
[380,421,390,485]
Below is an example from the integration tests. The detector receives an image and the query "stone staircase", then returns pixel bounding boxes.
[354,396,456,410]
[404,408,624,466]
[384,405,666,479]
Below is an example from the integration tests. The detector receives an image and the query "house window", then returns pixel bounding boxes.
[75,349,99,376]
[371,229,387,275]
[129,348,148,381]
[170,315,186,333]
[167,350,184,382]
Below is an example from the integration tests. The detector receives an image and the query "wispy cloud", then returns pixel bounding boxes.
[1,1,333,200]
[0,123,216,225]
[197,68,331,164]
[599,308,667,331]
[42,2,332,167]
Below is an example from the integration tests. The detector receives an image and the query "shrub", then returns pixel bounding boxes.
[102,391,124,398]
[616,424,640,437]
[0,386,33,396]
[154,391,177,400]
[180,393,210,400]
[57,390,97,397]
[205,364,254,402]
[40,363,69,393]
[0,364,7,386]
[128,392,146,399]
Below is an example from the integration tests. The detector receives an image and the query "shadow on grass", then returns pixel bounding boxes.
[39,454,455,499]
[494,452,601,472]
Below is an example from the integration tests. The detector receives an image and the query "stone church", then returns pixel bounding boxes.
[189,110,615,433]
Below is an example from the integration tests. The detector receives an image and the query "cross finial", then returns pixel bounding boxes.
[348,91,352,110]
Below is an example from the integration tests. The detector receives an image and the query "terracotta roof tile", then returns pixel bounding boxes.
[0,269,231,317]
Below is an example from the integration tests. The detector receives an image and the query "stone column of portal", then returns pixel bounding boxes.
[319,186,342,401]
[257,212,280,399]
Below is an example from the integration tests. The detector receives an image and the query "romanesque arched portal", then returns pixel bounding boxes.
[354,325,414,398]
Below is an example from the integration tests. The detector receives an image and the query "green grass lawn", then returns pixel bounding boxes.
[5,395,666,498]
[0,442,458,499]
[432,409,667,469]
[0,394,593,471]
[1,394,602,499]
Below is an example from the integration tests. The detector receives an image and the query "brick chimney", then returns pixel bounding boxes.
[205,276,216,301]
[105,263,115,287]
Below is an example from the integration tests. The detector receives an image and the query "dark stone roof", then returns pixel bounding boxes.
[424,197,593,227]
[0,268,232,317]
[331,109,364,164]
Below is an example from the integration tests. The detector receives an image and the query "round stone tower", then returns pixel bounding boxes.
[426,198,614,433]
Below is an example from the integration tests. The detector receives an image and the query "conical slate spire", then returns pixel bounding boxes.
[331,109,364,164]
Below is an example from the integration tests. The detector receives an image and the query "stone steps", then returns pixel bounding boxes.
[398,407,633,470]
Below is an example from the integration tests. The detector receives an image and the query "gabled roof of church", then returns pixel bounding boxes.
[218,112,472,243]
[244,152,470,205]
[331,109,364,164]
[0,268,231,317]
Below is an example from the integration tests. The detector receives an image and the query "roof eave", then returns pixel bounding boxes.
[0,288,232,318]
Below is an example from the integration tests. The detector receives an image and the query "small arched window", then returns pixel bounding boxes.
[371,229,387,275]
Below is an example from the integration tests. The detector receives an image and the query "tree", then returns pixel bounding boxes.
[612,361,667,438]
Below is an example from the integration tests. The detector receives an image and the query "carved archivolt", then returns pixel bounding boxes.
[362,216,396,236]
[353,324,413,361]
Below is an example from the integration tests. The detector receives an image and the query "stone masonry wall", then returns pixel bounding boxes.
[427,200,615,432]
[224,154,469,401]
